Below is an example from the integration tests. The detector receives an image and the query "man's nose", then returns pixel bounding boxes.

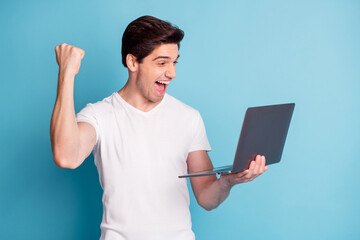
[165,65,176,79]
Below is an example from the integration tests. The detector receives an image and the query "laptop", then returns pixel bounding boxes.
[178,103,295,178]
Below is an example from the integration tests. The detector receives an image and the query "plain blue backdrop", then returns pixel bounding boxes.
[1,0,359,239]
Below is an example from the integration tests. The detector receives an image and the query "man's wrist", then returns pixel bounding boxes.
[58,70,75,83]
[218,176,233,192]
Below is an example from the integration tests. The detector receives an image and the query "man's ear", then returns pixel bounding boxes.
[126,54,138,72]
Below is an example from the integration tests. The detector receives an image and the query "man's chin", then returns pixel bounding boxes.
[151,93,165,103]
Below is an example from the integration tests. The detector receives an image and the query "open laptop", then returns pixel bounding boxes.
[178,103,295,178]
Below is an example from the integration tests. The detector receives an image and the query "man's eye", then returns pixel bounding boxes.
[158,62,165,66]
[174,61,178,64]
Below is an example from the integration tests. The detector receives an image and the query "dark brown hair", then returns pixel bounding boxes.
[121,15,184,68]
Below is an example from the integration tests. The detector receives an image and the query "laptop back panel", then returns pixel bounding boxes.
[231,103,295,172]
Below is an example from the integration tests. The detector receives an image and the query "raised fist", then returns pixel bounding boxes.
[55,43,85,78]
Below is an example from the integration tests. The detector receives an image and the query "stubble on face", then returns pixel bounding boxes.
[135,74,158,103]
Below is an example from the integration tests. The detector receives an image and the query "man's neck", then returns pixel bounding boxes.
[117,81,162,112]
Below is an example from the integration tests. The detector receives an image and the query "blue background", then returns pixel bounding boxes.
[1,0,359,239]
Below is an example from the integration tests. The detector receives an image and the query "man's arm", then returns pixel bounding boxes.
[50,43,96,169]
[187,151,268,211]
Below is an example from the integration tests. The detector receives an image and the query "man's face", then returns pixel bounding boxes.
[135,43,179,103]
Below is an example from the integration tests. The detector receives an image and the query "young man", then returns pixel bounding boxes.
[50,16,268,240]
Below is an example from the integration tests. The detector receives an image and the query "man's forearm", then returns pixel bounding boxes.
[196,177,232,211]
[50,74,80,168]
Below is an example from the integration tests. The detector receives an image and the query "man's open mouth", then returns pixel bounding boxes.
[154,80,170,96]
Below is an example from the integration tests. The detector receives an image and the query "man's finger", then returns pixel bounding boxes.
[245,160,255,178]
[55,45,60,64]
[71,46,85,59]
[253,155,261,175]
[78,48,85,59]
[259,155,265,173]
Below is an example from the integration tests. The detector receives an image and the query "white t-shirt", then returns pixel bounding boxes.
[76,92,211,240]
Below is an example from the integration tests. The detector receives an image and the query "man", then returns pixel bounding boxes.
[50,15,268,240]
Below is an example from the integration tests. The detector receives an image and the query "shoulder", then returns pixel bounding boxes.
[80,92,120,117]
[91,92,119,109]
[165,94,200,117]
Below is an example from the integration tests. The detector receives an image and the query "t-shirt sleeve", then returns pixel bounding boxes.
[188,111,211,153]
[76,103,100,146]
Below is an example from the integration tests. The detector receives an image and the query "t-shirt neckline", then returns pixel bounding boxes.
[114,92,168,115]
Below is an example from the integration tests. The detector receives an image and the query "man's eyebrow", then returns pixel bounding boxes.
[152,55,180,61]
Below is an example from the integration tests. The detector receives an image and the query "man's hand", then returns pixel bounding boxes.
[219,155,268,188]
[55,43,85,78]
[187,152,268,211]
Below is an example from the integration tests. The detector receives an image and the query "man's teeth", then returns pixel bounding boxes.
[156,80,170,85]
